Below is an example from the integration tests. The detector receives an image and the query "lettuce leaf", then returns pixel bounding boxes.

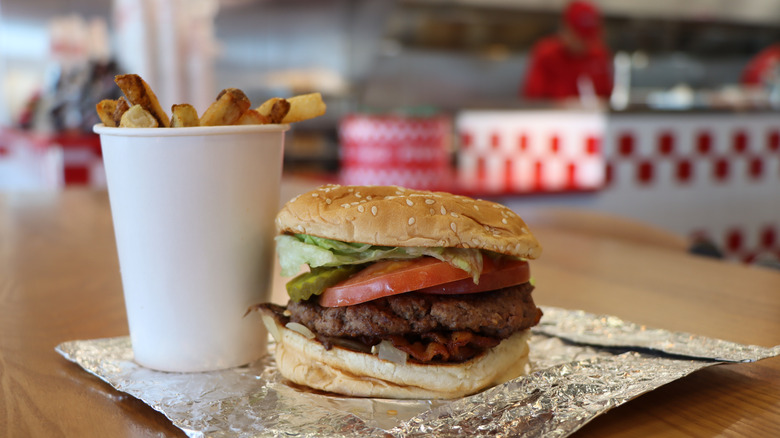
[275,234,484,282]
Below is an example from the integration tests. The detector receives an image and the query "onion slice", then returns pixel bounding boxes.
[285,322,316,339]
[372,340,408,365]
[261,314,280,342]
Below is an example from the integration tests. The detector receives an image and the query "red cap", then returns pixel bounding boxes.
[564,1,602,41]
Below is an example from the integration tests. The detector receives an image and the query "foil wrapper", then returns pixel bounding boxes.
[56,306,780,438]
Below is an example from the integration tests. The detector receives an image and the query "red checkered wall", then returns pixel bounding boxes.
[0,129,106,188]
[457,111,780,263]
[339,114,454,190]
[603,114,780,263]
[456,111,606,194]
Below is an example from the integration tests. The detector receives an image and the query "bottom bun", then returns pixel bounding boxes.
[263,315,531,399]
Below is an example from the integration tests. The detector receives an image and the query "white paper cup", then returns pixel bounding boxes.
[94,123,288,372]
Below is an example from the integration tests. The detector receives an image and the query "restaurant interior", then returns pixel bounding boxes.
[3,2,780,437]
[1,0,779,266]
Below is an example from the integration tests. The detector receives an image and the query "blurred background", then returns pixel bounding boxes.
[1,0,779,265]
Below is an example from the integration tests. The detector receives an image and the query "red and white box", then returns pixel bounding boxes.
[339,113,454,191]
[456,110,606,194]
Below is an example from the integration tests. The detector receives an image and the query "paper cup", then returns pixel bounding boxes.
[94,123,288,372]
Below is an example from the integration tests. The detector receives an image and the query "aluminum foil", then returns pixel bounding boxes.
[56,306,780,438]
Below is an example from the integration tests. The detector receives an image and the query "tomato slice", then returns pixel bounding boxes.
[318,256,530,307]
[415,258,529,295]
[318,257,470,307]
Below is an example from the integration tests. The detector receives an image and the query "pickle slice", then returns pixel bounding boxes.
[286,265,365,302]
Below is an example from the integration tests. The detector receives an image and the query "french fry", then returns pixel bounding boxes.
[114,74,170,127]
[119,104,159,128]
[171,103,200,127]
[281,92,326,123]
[199,88,251,126]
[235,109,270,125]
[255,97,282,118]
[113,97,130,126]
[255,97,293,123]
[98,73,328,128]
[269,99,291,124]
[96,99,117,127]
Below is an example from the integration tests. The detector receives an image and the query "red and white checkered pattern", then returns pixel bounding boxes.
[602,113,780,262]
[460,111,780,263]
[691,224,780,264]
[0,128,105,189]
[604,115,780,188]
[339,114,453,190]
[55,133,105,187]
[456,111,606,194]
[0,128,61,189]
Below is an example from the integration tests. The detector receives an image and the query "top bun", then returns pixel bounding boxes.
[276,185,542,260]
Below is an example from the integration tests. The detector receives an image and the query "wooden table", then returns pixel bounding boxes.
[2,187,779,437]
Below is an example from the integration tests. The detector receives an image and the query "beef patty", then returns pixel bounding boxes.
[286,283,542,340]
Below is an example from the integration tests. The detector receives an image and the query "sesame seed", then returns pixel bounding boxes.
[296,225,304,232]
[450,212,459,218]
[312,193,319,197]
[371,206,378,216]
[429,208,435,215]
[406,199,414,206]
[351,201,360,206]
[473,205,479,211]
[325,198,332,205]
[450,222,457,232]
[425,199,435,205]
[441,206,447,215]
[358,205,365,213]
[366,196,372,200]
[408,217,416,225]
[502,218,508,224]
[341,204,350,208]
[348,188,354,192]
[355,193,362,198]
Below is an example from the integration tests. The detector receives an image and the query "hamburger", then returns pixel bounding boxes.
[252,184,542,399]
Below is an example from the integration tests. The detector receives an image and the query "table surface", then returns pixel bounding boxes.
[2,186,779,437]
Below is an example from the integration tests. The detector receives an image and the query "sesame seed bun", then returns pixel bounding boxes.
[275,184,542,259]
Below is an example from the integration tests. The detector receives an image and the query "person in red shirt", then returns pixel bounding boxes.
[520,1,613,103]
[740,44,780,88]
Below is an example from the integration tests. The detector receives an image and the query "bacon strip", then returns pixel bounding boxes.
[387,331,501,363]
